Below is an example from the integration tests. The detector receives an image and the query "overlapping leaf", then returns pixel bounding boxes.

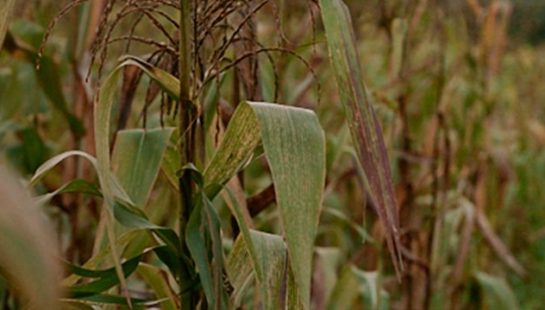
[112,128,174,207]
[227,230,288,310]
[204,101,326,309]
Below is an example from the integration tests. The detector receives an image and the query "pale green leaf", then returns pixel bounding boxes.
[112,128,174,207]
[137,263,178,310]
[0,167,62,309]
[227,230,302,310]
[475,271,519,310]
[204,101,326,309]
[328,265,389,310]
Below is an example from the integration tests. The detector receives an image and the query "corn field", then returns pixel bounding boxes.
[0,0,544,309]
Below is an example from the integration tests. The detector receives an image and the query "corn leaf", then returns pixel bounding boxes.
[186,193,226,310]
[117,55,181,101]
[327,265,389,310]
[204,101,326,309]
[137,263,178,310]
[95,57,178,306]
[0,167,61,309]
[475,271,519,310]
[112,128,174,207]
[8,22,85,136]
[319,0,403,274]
[227,230,288,310]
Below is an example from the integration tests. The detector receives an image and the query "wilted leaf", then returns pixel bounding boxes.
[475,207,526,276]
[319,0,403,275]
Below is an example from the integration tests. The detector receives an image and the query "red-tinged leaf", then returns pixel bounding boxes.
[319,0,404,276]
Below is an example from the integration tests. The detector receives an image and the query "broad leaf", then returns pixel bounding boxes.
[204,101,326,309]
[94,56,181,305]
[112,128,175,207]
[227,230,288,310]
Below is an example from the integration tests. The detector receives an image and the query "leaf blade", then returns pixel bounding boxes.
[0,167,62,309]
[204,101,326,309]
[319,0,403,274]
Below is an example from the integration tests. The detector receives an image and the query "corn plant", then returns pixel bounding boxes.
[0,0,537,309]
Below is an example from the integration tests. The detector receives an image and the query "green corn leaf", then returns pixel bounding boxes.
[67,253,142,298]
[203,102,261,197]
[253,230,293,309]
[117,55,181,101]
[475,271,519,310]
[93,55,195,305]
[204,101,326,309]
[161,132,182,190]
[30,150,181,295]
[0,167,62,309]
[30,150,132,206]
[137,263,178,310]
[112,203,181,274]
[186,191,227,310]
[227,230,288,310]
[112,128,175,207]
[328,265,389,310]
[34,179,101,206]
[319,0,403,275]
[7,22,85,136]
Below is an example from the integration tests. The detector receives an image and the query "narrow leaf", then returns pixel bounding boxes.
[319,0,403,275]
[185,193,226,310]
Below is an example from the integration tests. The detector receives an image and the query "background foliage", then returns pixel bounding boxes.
[1,0,544,309]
